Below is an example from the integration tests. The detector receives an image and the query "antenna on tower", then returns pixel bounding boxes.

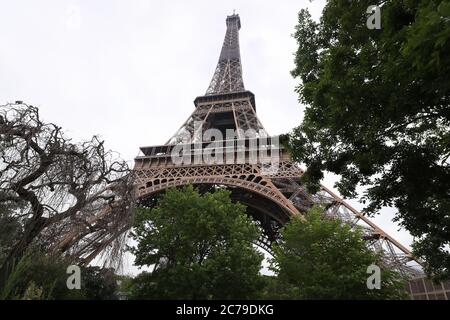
[233,9,236,15]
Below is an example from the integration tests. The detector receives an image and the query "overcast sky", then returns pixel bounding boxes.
[0,0,415,274]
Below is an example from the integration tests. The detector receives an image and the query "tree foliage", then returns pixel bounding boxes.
[129,185,264,299]
[0,193,23,266]
[0,248,118,300]
[0,102,134,285]
[288,0,450,279]
[271,207,408,299]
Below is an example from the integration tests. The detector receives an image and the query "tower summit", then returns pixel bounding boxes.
[166,13,265,144]
[206,14,245,95]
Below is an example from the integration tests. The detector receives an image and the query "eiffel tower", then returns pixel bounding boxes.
[130,13,421,275]
[55,13,423,278]
[46,12,450,300]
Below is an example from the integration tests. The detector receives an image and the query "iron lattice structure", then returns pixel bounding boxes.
[206,14,245,95]
[57,14,422,276]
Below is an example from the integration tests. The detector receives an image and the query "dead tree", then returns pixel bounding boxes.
[0,102,135,285]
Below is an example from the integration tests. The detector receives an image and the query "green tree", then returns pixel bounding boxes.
[258,275,299,300]
[288,1,450,279]
[81,267,118,300]
[0,192,23,266]
[0,211,21,267]
[129,185,263,299]
[0,248,118,300]
[0,248,83,300]
[271,207,408,299]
